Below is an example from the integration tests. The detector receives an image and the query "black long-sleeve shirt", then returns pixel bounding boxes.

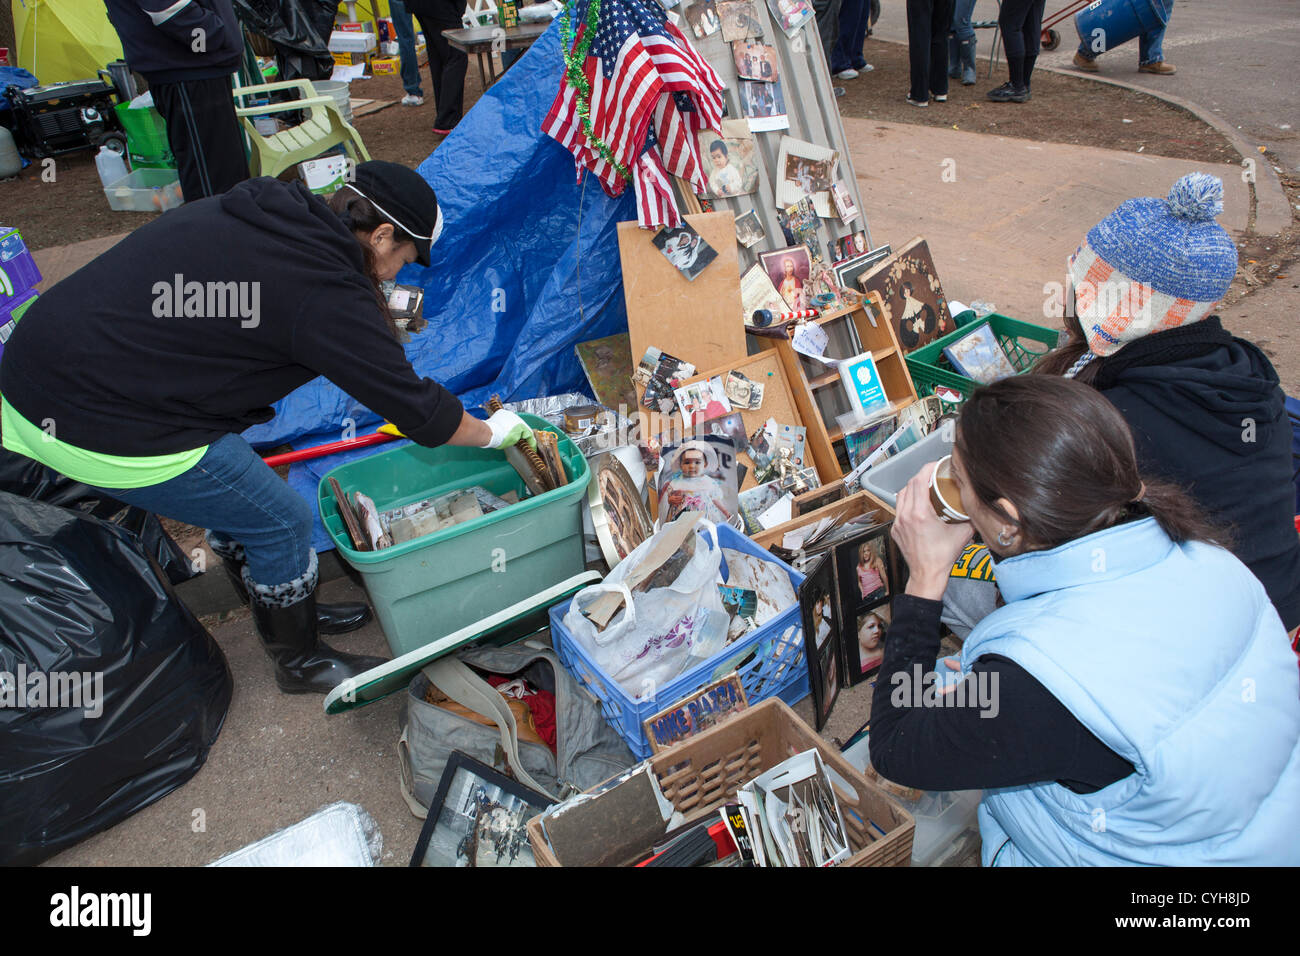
[0,178,464,456]
[868,595,1135,794]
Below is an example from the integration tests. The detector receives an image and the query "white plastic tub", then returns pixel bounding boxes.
[103,168,184,212]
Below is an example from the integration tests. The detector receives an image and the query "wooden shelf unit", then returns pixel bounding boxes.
[760,291,919,483]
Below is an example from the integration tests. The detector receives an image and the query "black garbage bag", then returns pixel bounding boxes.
[0,445,200,587]
[0,492,233,865]
[233,0,338,82]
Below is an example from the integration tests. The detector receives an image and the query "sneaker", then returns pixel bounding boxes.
[401,94,424,106]
[1072,52,1099,72]
[905,95,929,108]
[1139,60,1176,74]
[933,93,948,102]
[986,82,1030,103]
[432,127,454,136]
[834,69,859,80]
[859,63,874,72]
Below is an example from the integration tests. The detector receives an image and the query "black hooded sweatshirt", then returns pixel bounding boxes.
[0,178,464,456]
[1092,316,1300,630]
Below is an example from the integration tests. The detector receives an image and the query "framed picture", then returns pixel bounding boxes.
[942,320,1018,384]
[800,552,842,730]
[410,751,549,867]
[857,237,955,354]
[642,673,749,754]
[759,245,812,310]
[732,40,779,81]
[835,527,909,684]
[834,244,892,293]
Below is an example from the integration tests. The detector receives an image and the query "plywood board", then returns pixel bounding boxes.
[620,211,747,373]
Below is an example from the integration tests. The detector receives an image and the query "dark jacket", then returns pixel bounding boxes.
[404,0,468,24]
[0,178,463,456]
[103,0,244,84]
[1092,316,1300,630]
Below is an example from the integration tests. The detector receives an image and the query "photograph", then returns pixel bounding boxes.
[672,375,732,427]
[857,238,955,354]
[732,41,779,81]
[766,0,815,36]
[831,182,859,224]
[412,751,548,868]
[800,553,841,730]
[656,435,740,526]
[717,0,764,42]
[652,221,718,281]
[776,137,838,217]
[782,197,821,261]
[833,244,892,292]
[942,320,1019,384]
[851,604,890,676]
[738,77,789,132]
[724,368,764,409]
[684,0,721,38]
[831,230,868,263]
[737,477,788,534]
[698,123,759,199]
[852,535,890,603]
[719,584,759,642]
[595,453,652,564]
[637,346,696,415]
[734,209,766,248]
[759,245,812,311]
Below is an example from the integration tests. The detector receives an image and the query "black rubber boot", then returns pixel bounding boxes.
[219,552,372,635]
[250,587,388,695]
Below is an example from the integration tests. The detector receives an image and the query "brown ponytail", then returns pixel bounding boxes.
[327,188,400,340]
[955,376,1232,552]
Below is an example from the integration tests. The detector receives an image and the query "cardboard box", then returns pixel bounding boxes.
[298,155,349,195]
[415,41,427,65]
[328,30,377,53]
[331,51,367,67]
[370,56,400,76]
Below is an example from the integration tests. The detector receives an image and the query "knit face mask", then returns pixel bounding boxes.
[1067,173,1238,358]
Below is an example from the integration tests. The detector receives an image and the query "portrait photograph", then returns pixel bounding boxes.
[684,0,721,38]
[850,604,890,677]
[732,41,779,82]
[656,436,739,527]
[697,123,759,199]
[738,78,789,132]
[759,245,812,311]
[734,209,766,248]
[652,221,718,281]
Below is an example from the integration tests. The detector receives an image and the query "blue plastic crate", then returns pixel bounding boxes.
[550,522,810,760]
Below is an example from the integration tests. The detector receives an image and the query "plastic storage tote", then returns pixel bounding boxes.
[103,168,185,212]
[905,313,1063,400]
[550,521,810,760]
[860,427,953,509]
[319,414,590,656]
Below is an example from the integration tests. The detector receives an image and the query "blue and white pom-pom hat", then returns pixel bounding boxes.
[1067,172,1238,358]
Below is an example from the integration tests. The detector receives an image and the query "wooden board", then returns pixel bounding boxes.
[649,350,805,493]
[619,211,747,374]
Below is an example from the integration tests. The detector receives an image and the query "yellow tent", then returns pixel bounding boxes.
[11,0,124,85]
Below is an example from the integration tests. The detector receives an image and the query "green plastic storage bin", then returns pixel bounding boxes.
[114,102,175,169]
[905,313,1064,400]
[318,414,591,656]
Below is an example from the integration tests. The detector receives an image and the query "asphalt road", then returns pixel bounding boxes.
[870,0,1300,173]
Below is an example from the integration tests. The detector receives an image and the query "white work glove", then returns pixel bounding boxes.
[482,409,537,450]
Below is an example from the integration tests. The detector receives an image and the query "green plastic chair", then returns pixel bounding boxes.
[232,79,371,180]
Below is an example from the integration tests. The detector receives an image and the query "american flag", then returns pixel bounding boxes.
[544,0,725,228]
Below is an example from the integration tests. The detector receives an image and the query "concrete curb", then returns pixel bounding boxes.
[1033,62,1293,237]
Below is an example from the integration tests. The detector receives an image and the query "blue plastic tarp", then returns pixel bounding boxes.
[249,19,638,551]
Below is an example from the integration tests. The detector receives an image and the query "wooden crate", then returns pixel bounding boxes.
[760,291,919,481]
[749,487,893,551]
[527,699,915,867]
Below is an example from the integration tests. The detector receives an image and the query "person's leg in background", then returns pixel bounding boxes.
[1138,0,1176,73]
[1020,0,1046,91]
[905,0,936,105]
[149,76,249,202]
[832,0,870,77]
[813,0,844,91]
[929,0,954,100]
[389,0,425,104]
[988,0,1031,101]
[415,8,469,133]
[91,434,384,694]
[948,0,977,85]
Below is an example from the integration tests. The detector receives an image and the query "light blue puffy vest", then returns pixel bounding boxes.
[962,517,1300,866]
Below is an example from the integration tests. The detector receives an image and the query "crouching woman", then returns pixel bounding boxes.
[870,376,1300,865]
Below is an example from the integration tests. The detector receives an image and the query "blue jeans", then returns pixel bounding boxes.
[1077,0,1172,64]
[389,0,424,97]
[88,433,313,588]
[951,0,977,42]
[832,0,870,73]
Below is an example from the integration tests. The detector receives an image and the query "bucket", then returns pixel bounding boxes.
[1075,0,1169,55]
[311,80,352,124]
